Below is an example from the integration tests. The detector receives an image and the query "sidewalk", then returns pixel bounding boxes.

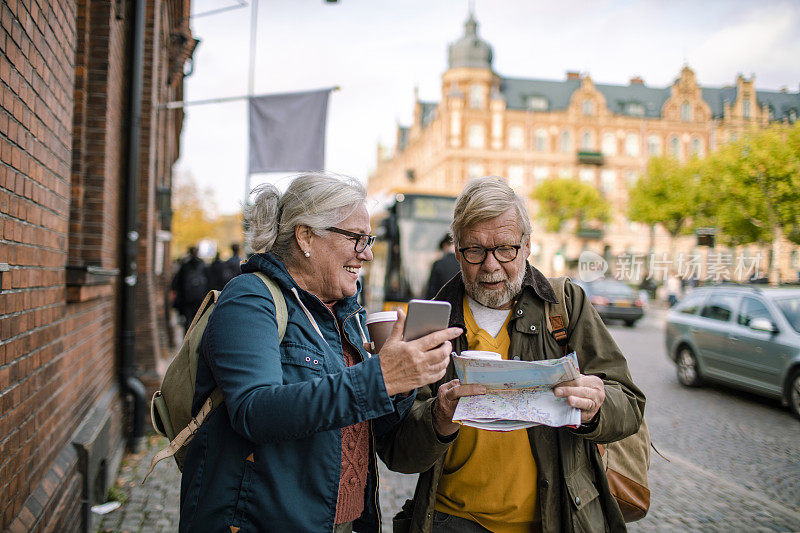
[96,436,179,533]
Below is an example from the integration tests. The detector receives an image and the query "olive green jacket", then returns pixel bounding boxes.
[376,264,645,533]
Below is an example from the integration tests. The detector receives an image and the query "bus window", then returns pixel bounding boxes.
[366,193,457,312]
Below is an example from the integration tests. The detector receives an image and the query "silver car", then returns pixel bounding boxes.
[665,285,800,419]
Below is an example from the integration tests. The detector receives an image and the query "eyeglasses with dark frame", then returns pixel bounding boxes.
[458,244,522,265]
[326,227,376,253]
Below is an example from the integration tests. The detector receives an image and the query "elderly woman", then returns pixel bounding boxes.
[179,173,461,532]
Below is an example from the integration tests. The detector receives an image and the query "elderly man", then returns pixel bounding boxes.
[379,177,645,533]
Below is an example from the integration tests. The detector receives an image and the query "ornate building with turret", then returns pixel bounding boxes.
[369,14,800,282]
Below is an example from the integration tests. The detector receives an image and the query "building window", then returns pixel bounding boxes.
[534,128,548,152]
[670,136,680,158]
[469,84,483,109]
[601,169,616,194]
[647,134,661,156]
[601,132,616,156]
[508,126,524,150]
[527,95,548,111]
[579,167,595,184]
[468,124,485,149]
[508,165,524,188]
[681,101,691,122]
[628,102,644,116]
[743,100,751,119]
[625,171,639,187]
[559,167,571,178]
[468,163,484,179]
[624,133,640,157]
[581,131,593,150]
[560,130,571,152]
[788,109,798,123]
[582,99,594,116]
[691,137,702,157]
[791,250,799,269]
[533,166,549,185]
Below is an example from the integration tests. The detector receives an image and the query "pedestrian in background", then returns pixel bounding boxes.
[666,274,682,307]
[171,246,209,334]
[179,173,462,532]
[223,243,244,283]
[425,234,460,299]
[205,252,228,291]
[381,177,645,532]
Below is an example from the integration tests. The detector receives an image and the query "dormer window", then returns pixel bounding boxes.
[582,100,594,116]
[527,95,548,111]
[743,100,751,119]
[681,101,692,122]
[628,102,644,116]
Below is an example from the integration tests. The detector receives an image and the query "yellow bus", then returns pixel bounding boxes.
[364,192,457,312]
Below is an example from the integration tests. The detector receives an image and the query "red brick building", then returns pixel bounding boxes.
[0,1,195,530]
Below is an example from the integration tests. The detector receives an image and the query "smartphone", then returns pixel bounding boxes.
[403,299,452,341]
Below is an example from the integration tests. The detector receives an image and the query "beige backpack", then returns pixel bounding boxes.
[544,276,651,523]
[143,272,287,482]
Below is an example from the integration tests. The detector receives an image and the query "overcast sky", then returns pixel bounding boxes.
[175,0,800,215]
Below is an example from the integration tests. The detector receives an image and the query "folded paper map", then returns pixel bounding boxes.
[452,352,582,431]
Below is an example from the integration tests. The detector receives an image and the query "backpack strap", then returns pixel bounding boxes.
[253,271,288,341]
[544,276,570,356]
[143,272,288,483]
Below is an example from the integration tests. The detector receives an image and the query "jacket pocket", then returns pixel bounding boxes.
[280,342,326,383]
[230,453,256,531]
[565,467,605,533]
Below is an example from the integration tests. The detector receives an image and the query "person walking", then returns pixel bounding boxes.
[179,173,461,532]
[379,177,645,533]
[425,234,461,299]
[171,246,209,334]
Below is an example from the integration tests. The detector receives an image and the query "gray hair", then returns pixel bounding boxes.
[451,176,532,245]
[243,173,367,261]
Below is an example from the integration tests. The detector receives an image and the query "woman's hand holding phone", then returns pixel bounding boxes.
[377,309,462,396]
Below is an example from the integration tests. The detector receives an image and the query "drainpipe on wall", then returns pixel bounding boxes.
[120,0,147,453]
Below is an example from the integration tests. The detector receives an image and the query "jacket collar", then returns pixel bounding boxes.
[435,262,558,326]
[241,252,362,316]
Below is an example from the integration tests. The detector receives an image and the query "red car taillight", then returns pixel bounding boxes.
[590,295,610,306]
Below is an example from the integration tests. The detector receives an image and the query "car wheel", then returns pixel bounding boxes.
[788,370,800,420]
[676,346,702,387]
[624,320,637,328]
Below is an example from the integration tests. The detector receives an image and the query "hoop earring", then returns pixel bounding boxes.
[304,251,310,258]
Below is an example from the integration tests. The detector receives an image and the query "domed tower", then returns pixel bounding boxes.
[447,13,493,70]
[442,12,502,150]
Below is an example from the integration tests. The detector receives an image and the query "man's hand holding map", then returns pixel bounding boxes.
[452,351,583,431]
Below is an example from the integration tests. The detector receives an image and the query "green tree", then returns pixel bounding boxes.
[628,156,703,271]
[531,177,611,238]
[706,124,800,282]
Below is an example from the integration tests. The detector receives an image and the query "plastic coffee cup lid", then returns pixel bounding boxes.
[460,350,502,360]
[366,311,398,324]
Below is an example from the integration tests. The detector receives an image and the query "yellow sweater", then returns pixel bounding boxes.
[434,297,540,532]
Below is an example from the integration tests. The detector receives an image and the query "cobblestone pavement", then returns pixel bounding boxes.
[99,309,800,532]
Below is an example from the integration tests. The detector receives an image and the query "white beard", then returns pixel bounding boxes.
[464,268,525,309]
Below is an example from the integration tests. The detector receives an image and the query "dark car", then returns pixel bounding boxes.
[665,285,800,419]
[575,278,645,327]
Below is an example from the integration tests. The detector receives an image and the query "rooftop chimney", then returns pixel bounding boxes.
[630,76,644,85]
[566,71,580,81]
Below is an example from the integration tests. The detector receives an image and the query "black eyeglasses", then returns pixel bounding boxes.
[326,227,376,253]
[458,244,521,265]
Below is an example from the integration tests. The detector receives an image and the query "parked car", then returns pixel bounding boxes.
[665,285,800,419]
[575,278,645,327]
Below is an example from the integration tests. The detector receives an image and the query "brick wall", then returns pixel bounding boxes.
[0,0,192,530]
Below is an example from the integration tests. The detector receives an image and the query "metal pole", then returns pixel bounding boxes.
[245,0,259,207]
